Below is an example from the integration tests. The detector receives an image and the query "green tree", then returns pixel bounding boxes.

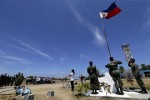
[147,65,150,70]
[140,64,150,70]
[140,64,146,70]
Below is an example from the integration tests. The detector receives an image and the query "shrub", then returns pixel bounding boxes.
[75,82,91,96]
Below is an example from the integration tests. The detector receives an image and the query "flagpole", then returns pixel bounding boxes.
[99,13,112,58]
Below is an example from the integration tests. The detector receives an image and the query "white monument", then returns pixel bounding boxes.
[89,72,150,100]
[98,72,116,93]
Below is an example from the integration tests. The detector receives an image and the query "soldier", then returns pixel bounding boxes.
[128,58,148,94]
[87,61,99,94]
[105,57,124,95]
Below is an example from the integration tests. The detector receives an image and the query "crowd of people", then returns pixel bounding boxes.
[0,73,56,87]
[26,76,55,85]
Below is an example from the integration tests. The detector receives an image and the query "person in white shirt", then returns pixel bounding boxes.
[68,69,75,92]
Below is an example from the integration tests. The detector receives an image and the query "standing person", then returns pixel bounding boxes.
[80,74,84,84]
[105,57,124,95]
[128,58,148,94]
[87,61,99,94]
[68,69,75,92]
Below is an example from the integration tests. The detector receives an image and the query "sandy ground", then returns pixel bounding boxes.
[0,81,76,100]
[0,80,113,100]
[25,82,77,100]
[0,79,150,100]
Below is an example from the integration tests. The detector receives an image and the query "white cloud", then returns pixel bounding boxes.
[60,57,66,62]
[94,27,105,46]
[0,50,5,55]
[61,72,65,74]
[0,50,32,64]
[59,57,66,64]
[80,54,84,59]
[12,38,53,61]
[79,53,90,60]
[66,1,105,46]
[0,59,14,65]
[141,6,150,32]
[21,67,31,74]
[11,45,33,54]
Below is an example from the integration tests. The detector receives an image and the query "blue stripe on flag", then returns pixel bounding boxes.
[102,2,117,12]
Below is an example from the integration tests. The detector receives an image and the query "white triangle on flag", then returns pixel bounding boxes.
[99,12,108,18]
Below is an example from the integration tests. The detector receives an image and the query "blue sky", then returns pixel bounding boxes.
[0,0,150,77]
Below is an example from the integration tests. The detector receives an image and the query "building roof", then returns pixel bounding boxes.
[139,70,150,74]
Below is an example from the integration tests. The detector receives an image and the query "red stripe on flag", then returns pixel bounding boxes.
[106,7,121,19]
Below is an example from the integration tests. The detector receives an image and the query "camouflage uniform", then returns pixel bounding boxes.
[87,61,99,94]
[105,58,124,95]
[128,59,147,94]
[130,64,145,88]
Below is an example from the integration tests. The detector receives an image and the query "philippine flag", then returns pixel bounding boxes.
[100,2,121,19]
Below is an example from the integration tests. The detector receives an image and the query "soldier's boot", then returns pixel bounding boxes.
[138,87,145,93]
[116,88,120,94]
[140,87,148,94]
[138,89,142,93]
[94,90,98,94]
[91,90,95,94]
[119,86,124,95]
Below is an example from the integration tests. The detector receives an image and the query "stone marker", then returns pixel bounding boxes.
[28,94,34,100]
[47,90,54,97]
[24,94,34,100]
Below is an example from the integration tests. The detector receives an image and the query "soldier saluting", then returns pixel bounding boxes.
[105,57,124,95]
[128,58,148,94]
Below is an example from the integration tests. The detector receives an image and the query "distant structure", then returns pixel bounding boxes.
[121,44,133,62]
[140,70,150,78]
